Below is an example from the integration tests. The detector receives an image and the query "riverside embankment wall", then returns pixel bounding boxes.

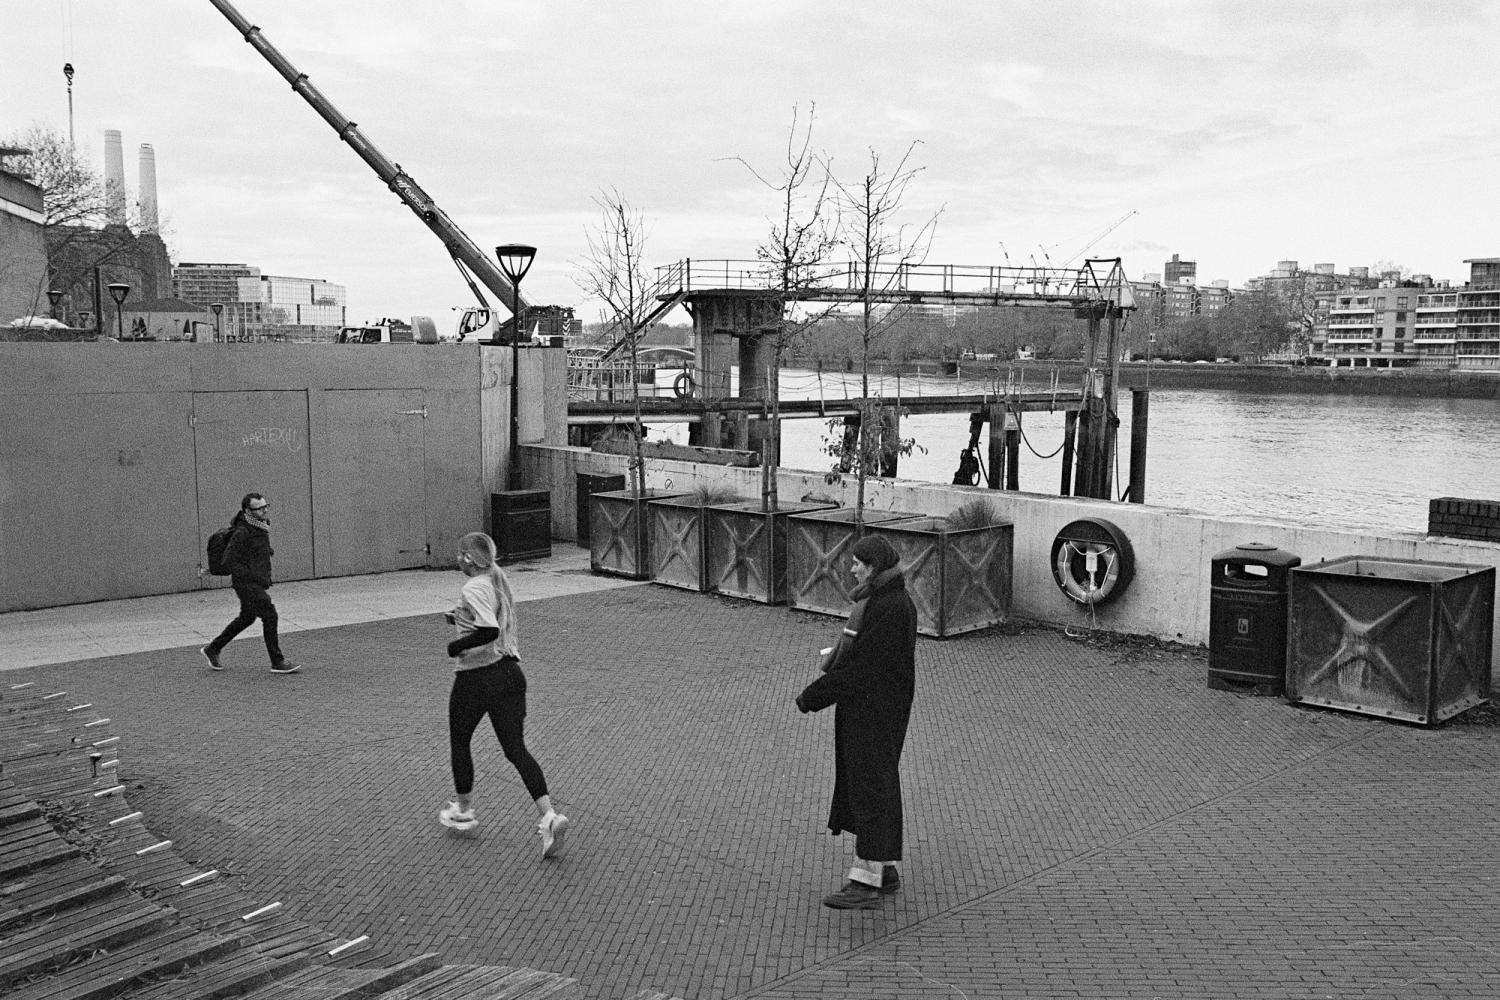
[524,444,1500,673]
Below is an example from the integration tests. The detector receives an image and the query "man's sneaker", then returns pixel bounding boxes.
[823,881,882,910]
[270,660,301,674]
[880,865,901,894]
[439,801,476,830]
[201,647,224,671]
[539,812,569,859]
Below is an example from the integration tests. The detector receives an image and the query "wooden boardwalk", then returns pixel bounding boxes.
[0,677,670,1000]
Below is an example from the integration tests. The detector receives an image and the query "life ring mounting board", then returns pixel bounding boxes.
[1050,517,1135,606]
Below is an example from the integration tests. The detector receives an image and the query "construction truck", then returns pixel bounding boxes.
[336,316,440,344]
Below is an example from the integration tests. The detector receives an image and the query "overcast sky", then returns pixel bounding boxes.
[5,1,1498,330]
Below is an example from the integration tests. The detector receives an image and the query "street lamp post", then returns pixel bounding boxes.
[211,302,224,343]
[494,244,536,491]
[107,282,131,340]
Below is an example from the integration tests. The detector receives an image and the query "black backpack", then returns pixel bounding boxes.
[206,521,238,576]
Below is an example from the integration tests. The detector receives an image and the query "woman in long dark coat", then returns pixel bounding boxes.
[796,534,917,909]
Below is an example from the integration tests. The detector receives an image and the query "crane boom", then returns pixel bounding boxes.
[209,0,532,315]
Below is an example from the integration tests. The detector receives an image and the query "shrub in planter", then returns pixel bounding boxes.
[649,483,742,593]
[589,487,685,580]
[705,498,838,605]
[787,506,923,618]
[867,499,1013,637]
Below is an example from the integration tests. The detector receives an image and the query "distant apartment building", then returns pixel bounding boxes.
[1163,253,1196,286]
[1309,257,1498,369]
[1456,258,1500,370]
[172,262,346,341]
[1127,253,1239,347]
[1316,275,1444,368]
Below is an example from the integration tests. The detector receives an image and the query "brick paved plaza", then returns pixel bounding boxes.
[14,576,1500,999]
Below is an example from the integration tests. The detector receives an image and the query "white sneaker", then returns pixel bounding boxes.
[439,801,476,830]
[539,812,569,858]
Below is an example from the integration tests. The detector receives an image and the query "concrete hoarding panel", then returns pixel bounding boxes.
[0,342,490,612]
[1,391,199,607]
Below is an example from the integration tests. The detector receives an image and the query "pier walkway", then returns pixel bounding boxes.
[2,549,1497,998]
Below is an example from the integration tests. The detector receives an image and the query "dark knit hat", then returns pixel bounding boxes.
[851,535,900,573]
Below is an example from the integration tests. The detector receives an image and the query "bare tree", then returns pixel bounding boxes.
[726,104,840,510]
[2,124,154,324]
[574,188,654,496]
[826,142,941,517]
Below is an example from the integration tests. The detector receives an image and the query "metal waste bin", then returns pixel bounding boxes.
[1208,542,1301,695]
[576,473,626,547]
[491,489,551,564]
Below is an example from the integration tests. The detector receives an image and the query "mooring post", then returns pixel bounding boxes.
[986,404,1005,489]
[1127,387,1149,503]
[1060,410,1078,497]
[878,405,900,478]
[1005,414,1021,491]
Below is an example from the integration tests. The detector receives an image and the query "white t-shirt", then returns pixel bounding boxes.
[451,571,520,670]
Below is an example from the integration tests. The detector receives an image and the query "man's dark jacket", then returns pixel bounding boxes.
[223,513,274,588]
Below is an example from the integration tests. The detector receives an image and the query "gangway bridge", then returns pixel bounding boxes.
[591,257,1133,363]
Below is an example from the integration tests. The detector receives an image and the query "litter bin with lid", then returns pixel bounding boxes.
[1208,542,1301,695]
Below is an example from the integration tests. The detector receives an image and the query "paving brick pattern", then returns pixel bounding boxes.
[13,584,1500,999]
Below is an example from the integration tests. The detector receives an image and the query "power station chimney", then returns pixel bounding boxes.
[103,129,127,226]
[138,143,159,234]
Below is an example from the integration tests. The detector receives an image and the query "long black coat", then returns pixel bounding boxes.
[797,572,917,861]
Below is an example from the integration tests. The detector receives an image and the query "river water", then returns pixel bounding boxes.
[645,368,1500,535]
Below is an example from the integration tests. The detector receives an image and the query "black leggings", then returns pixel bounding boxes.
[448,659,548,801]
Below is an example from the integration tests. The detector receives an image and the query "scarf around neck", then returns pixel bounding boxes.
[827,565,904,669]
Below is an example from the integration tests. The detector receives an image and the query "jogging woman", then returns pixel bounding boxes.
[438,531,569,858]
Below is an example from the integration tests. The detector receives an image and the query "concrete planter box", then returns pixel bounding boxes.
[867,517,1014,638]
[787,507,924,618]
[589,489,684,580]
[705,500,838,605]
[648,493,741,593]
[1287,556,1494,725]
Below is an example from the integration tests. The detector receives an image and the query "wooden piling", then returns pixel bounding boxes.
[1127,388,1149,503]
[1060,410,1078,497]
[986,404,1005,489]
[1005,417,1021,491]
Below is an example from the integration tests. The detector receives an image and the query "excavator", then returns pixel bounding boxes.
[208,0,535,343]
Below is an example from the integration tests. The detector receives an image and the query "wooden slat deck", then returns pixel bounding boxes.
[0,676,592,1000]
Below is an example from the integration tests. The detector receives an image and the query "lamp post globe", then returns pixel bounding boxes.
[106,282,131,340]
[494,244,537,491]
[46,289,63,321]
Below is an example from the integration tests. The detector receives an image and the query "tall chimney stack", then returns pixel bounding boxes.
[103,129,127,226]
[138,143,159,234]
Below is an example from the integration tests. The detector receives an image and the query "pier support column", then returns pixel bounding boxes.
[1127,388,1149,503]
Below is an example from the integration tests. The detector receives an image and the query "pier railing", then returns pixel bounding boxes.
[660,257,1133,308]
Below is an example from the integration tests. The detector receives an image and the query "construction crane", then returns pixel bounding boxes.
[1060,210,1138,267]
[208,0,533,326]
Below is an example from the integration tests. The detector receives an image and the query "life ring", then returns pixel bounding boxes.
[673,371,695,398]
[1050,518,1135,606]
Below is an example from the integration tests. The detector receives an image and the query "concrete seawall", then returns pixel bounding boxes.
[525,442,1500,675]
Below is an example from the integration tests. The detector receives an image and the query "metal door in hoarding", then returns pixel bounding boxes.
[192,391,314,585]
[321,389,428,575]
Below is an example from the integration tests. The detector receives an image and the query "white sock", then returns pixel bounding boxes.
[848,866,881,888]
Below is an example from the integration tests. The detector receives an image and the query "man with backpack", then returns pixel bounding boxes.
[202,493,301,674]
